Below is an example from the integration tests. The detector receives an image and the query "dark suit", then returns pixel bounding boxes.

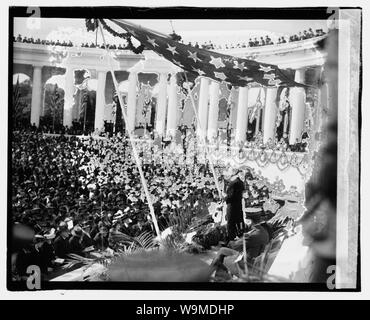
[53,235,70,258]
[225,177,245,240]
[69,236,84,255]
[229,222,271,263]
[38,242,55,272]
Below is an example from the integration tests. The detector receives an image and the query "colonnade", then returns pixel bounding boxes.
[193,68,307,144]
[28,65,308,144]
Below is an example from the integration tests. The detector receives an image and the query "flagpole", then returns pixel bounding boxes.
[183,73,223,201]
[83,94,87,133]
[98,22,161,238]
[113,96,117,134]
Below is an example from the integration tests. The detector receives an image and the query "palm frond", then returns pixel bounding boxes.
[133,231,157,249]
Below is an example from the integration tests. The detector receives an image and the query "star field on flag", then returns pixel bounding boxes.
[109,19,305,88]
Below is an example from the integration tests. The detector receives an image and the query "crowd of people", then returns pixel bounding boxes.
[13,34,132,51]
[186,28,326,50]
[11,130,224,280]
[288,28,326,42]
[14,27,326,53]
[11,125,289,281]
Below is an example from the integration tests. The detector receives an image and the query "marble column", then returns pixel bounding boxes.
[94,70,107,131]
[207,81,220,142]
[30,65,43,127]
[63,67,75,127]
[263,88,278,144]
[197,77,210,139]
[166,74,178,137]
[155,72,168,136]
[235,87,249,143]
[289,68,306,145]
[127,72,137,134]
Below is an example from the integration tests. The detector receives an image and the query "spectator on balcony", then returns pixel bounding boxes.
[253,37,259,46]
[316,29,326,36]
[194,42,199,48]
[260,37,265,46]
[281,36,287,44]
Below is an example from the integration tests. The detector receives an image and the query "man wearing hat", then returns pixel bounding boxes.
[223,167,245,241]
[53,222,71,258]
[38,228,56,274]
[69,226,86,255]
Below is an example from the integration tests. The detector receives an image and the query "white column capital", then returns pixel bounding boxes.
[128,71,138,80]
[294,67,306,83]
[32,64,43,69]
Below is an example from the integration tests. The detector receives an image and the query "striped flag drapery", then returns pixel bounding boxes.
[107,19,305,88]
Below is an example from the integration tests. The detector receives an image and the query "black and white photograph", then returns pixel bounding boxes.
[4,3,362,295]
